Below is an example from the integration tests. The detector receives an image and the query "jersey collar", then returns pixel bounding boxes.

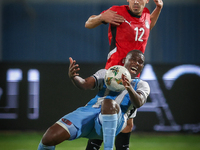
[127,7,141,18]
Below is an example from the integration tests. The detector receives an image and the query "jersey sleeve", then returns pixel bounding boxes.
[127,108,137,118]
[127,80,150,119]
[92,69,107,90]
[144,7,150,14]
[136,80,150,103]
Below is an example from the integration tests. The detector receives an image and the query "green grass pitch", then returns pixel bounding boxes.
[0,131,200,150]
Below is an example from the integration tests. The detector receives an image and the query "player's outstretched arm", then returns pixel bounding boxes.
[85,10,124,29]
[150,0,163,30]
[68,57,95,90]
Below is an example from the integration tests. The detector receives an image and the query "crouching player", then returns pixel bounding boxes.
[37,50,150,150]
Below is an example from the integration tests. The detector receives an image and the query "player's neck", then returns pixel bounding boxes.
[128,10,141,18]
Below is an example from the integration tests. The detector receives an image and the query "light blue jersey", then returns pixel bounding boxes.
[57,69,150,140]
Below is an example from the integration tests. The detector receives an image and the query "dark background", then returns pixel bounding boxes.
[0,0,200,133]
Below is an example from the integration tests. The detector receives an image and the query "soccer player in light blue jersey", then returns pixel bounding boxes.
[38,50,150,150]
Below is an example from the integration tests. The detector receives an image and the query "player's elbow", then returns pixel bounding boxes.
[150,23,155,30]
[85,22,90,29]
[85,23,95,29]
[134,103,142,108]
[85,19,94,29]
[133,99,145,108]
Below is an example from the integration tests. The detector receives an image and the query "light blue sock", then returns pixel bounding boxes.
[101,114,118,150]
[37,141,55,150]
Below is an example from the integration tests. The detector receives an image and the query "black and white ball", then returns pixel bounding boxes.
[104,65,131,92]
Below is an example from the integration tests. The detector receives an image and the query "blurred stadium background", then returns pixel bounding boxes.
[0,0,200,149]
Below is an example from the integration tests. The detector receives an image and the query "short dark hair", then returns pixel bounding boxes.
[126,50,144,57]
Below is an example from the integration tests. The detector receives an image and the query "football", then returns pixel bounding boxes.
[104,65,131,92]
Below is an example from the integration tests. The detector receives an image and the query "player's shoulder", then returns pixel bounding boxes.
[143,7,150,14]
[93,69,107,78]
[96,68,107,73]
[137,79,150,97]
[92,69,107,90]
[138,78,148,84]
[132,78,149,87]
[139,79,149,86]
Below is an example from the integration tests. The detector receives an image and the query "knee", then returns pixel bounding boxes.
[127,120,134,130]
[122,119,134,133]
[101,99,120,114]
[42,129,57,146]
[42,136,52,146]
[125,124,133,133]
[121,125,133,133]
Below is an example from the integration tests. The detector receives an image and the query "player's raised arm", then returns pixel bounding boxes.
[85,10,125,29]
[68,57,96,90]
[150,0,163,30]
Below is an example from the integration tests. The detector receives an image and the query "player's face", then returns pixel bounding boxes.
[124,52,144,78]
[127,0,149,16]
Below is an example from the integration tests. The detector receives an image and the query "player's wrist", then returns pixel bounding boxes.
[70,75,78,80]
[156,4,163,10]
[98,14,105,23]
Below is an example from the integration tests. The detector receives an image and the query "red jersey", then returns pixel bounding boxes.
[103,5,151,69]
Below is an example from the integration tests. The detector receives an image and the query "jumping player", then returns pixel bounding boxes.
[37,50,150,150]
[85,0,163,69]
[85,0,163,149]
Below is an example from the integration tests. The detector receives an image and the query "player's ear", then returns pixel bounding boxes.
[141,63,145,71]
[146,0,149,4]
[122,58,126,65]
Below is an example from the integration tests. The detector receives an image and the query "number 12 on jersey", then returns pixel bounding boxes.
[134,27,145,42]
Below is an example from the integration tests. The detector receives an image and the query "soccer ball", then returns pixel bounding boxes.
[104,65,131,92]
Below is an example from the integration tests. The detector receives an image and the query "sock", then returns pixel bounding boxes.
[37,141,55,150]
[115,132,131,150]
[101,114,118,150]
[85,139,103,150]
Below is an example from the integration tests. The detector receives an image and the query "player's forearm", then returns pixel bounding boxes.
[85,15,103,29]
[150,6,162,30]
[71,76,95,90]
[127,88,145,108]
[71,76,87,90]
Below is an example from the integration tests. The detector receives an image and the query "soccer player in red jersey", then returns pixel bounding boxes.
[85,0,163,149]
[86,0,163,69]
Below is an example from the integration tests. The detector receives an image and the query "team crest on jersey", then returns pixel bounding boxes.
[145,20,150,29]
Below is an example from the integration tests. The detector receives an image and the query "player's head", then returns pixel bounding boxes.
[124,50,145,78]
[127,0,149,16]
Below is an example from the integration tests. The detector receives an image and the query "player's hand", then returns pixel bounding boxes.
[68,57,80,79]
[154,0,163,9]
[100,10,124,26]
[122,74,132,90]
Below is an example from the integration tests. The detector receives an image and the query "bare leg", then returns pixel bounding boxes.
[101,99,120,114]
[42,123,70,146]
